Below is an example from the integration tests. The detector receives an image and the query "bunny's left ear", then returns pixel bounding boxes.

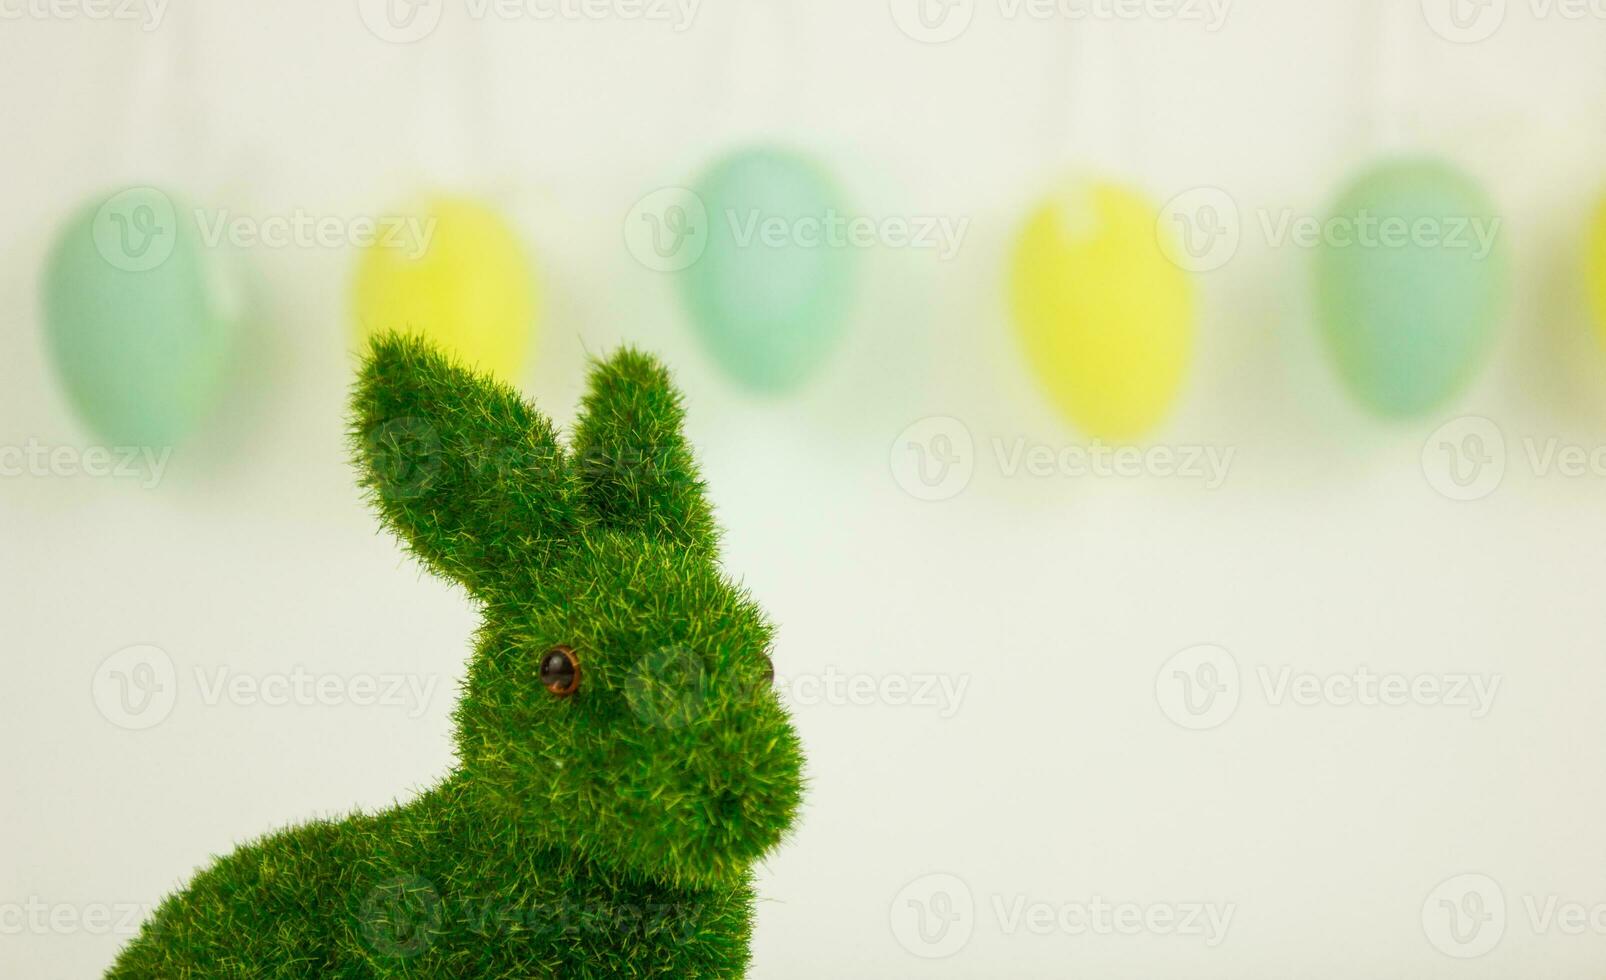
[351,332,585,597]
[570,347,717,554]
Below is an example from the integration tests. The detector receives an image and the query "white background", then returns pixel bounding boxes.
[3,0,1606,976]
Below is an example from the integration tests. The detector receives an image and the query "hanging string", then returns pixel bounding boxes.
[1372,0,1417,152]
[723,0,798,137]
[1064,18,1143,180]
[406,15,494,189]
[118,2,207,185]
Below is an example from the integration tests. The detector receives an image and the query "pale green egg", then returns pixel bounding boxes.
[1314,158,1508,418]
[42,187,241,448]
[678,146,855,393]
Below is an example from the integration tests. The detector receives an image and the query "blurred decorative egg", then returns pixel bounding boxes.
[677,146,855,393]
[1314,158,1508,418]
[1589,195,1606,342]
[42,186,241,449]
[353,195,536,383]
[1009,180,1194,441]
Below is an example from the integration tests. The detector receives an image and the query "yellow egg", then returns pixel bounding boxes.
[1009,181,1193,442]
[353,196,536,383]
[1590,196,1606,343]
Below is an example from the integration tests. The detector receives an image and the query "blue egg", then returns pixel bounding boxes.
[678,146,855,393]
[42,187,242,448]
[1314,158,1508,418]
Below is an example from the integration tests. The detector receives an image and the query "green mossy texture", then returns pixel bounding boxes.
[107,334,805,978]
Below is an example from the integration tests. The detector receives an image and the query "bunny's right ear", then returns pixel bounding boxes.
[570,347,717,555]
[351,332,584,597]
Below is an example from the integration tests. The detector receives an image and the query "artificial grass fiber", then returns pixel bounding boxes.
[106,334,806,978]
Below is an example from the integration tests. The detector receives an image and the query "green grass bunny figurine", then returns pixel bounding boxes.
[108,333,806,978]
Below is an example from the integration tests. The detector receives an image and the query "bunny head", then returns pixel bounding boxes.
[351,334,803,890]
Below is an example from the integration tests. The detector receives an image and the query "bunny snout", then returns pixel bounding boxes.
[669,695,804,859]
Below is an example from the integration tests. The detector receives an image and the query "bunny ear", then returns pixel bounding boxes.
[570,347,717,554]
[351,332,585,597]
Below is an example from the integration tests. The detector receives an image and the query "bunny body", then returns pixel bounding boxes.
[109,780,754,976]
[109,337,803,978]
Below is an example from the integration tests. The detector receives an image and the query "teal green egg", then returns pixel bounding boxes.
[42,187,241,448]
[1314,158,1508,418]
[679,146,855,392]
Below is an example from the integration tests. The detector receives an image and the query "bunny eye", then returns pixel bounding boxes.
[539,646,579,697]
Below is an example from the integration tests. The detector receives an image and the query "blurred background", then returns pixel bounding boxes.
[3,1,1606,976]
